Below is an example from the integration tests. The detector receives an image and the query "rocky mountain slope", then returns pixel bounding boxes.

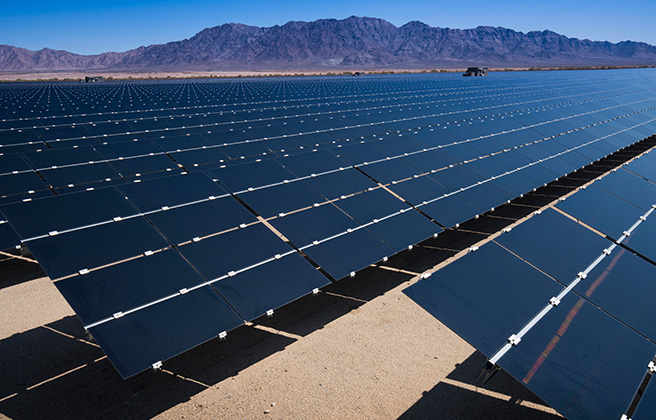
[2,16,656,71]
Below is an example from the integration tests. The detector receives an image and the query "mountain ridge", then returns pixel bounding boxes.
[2,16,656,71]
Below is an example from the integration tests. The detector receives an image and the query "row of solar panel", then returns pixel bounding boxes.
[2,89,655,209]
[404,149,656,420]
[2,112,653,377]
[3,82,654,153]
[1,79,634,135]
[1,97,655,254]
[2,71,655,381]
[3,71,643,120]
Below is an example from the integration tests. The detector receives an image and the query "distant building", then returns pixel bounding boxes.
[85,76,104,82]
[353,72,364,76]
[463,67,488,77]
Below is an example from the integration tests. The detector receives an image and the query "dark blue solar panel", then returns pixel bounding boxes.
[595,169,656,211]
[497,292,655,420]
[145,196,257,245]
[55,249,212,325]
[0,187,138,239]
[301,229,393,280]
[208,159,296,193]
[236,181,327,219]
[212,253,330,321]
[633,377,656,420]
[556,184,645,239]
[495,208,609,283]
[27,217,170,280]
[118,172,228,213]
[89,285,244,378]
[0,216,20,250]
[178,223,290,281]
[404,242,562,357]
[333,189,440,251]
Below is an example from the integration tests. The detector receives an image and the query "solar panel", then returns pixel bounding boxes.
[405,162,656,419]
[2,69,656,384]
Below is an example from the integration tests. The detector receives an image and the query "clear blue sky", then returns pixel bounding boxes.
[2,0,654,55]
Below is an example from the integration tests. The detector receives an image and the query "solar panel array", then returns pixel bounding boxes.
[405,148,656,419]
[1,69,656,380]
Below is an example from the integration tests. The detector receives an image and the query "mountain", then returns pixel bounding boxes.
[2,16,656,71]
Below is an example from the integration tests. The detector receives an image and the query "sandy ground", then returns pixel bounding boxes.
[1,66,650,82]
[0,202,565,420]
[0,68,503,82]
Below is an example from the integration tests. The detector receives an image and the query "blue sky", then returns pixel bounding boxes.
[2,0,654,55]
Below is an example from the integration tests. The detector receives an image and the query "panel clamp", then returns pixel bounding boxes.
[508,334,521,346]
[549,297,560,307]
[266,309,274,317]
[152,361,162,371]
[649,361,656,374]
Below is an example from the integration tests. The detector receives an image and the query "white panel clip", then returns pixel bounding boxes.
[312,288,320,295]
[113,311,124,319]
[218,331,227,340]
[640,216,647,221]
[603,248,611,255]
[508,334,521,346]
[313,203,320,207]
[312,240,320,245]
[577,272,587,279]
[382,256,389,262]
[113,216,122,222]
[208,195,217,200]
[502,227,512,233]
[470,246,479,252]
[161,206,170,211]
[649,361,656,373]
[623,231,630,237]
[278,212,286,217]
[266,309,274,317]
[407,245,414,250]
[144,250,154,256]
[228,271,236,277]
[192,237,201,242]
[179,288,189,295]
[549,297,560,307]
[48,230,59,236]
[78,268,90,275]
[420,272,432,280]
[349,271,356,278]
[620,414,631,420]
[152,361,162,370]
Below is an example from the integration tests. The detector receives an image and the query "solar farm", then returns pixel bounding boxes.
[2,69,656,419]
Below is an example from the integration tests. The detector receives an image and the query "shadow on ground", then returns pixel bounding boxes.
[398,352,562,419]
